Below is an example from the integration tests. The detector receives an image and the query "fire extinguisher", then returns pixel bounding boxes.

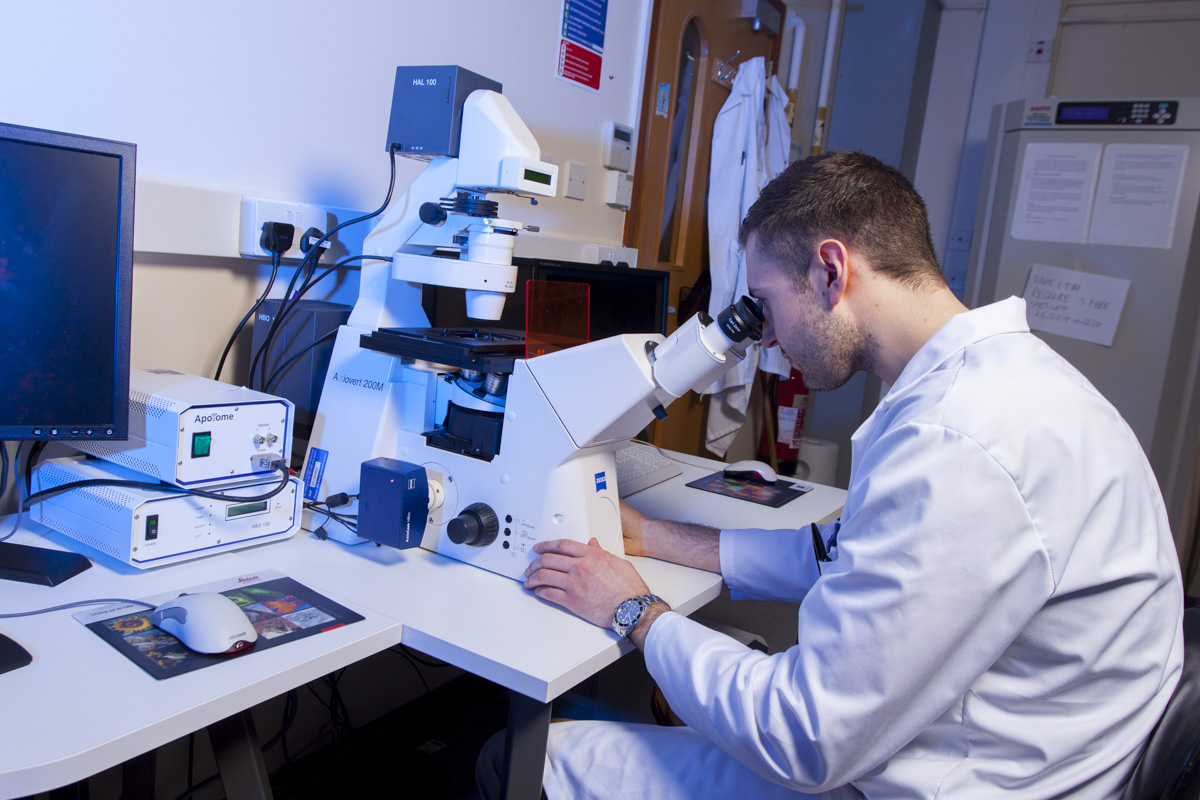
[759,368,811,476]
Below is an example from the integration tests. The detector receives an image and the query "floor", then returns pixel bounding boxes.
[268,672,510,800]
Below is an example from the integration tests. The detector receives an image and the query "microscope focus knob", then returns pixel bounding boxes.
[446,503,499,547]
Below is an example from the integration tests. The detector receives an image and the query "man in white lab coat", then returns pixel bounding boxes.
[520,151,1185,799]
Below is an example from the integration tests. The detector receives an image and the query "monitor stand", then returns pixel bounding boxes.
[0,542,91,586]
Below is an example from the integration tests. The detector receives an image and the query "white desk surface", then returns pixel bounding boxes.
[627,453,847,532]
[237,532,724,704]
[0,460,845,799]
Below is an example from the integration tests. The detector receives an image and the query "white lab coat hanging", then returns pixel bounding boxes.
[704,57,791,457]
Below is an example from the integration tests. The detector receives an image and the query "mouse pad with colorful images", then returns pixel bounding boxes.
[74,572,364,680]
[686,471,812,508]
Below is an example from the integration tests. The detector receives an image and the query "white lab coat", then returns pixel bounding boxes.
[704,58,792,457]
[544,299,1184,799]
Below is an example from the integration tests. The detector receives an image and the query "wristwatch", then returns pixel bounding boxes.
[611,594,668,638]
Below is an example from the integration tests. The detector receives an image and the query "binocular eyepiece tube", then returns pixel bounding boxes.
[649,296,766,398]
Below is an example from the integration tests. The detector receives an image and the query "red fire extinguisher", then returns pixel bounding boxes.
[759,369,811,476]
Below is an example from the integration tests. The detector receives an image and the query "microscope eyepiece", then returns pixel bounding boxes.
[716,296,764,343]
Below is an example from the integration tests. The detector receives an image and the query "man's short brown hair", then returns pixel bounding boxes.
[738,151,946,290]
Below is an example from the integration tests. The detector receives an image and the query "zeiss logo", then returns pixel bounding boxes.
[594,472,607,492]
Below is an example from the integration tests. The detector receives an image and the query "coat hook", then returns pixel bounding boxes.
[712,49,741,88]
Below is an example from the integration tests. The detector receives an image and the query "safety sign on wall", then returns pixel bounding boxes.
[558,0,607,92]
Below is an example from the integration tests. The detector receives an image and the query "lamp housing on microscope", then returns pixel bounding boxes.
[378,66,558,322]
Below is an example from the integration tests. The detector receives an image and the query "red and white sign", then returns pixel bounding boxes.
[558,39,602,92]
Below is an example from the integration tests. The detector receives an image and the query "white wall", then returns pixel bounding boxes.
[912,2,987,266]
[924,0,1061,296]
[0,0,651,378]
[1,0,650,240]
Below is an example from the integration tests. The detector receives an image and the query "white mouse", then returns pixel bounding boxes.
[151,592,258,655]
[723,460,779,484]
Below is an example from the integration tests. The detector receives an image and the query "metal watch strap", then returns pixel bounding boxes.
[611,593,667,638]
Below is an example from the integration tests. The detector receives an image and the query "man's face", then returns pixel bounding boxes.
[746,233,866,392]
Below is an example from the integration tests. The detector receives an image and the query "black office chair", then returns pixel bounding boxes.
[1122,603,1200,800]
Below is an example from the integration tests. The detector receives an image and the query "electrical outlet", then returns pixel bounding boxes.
[565,162,588,201]
[239,198,335,260]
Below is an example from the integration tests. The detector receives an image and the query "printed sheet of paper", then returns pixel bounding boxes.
[1089,144,1189,249]
[1011,142,1102,243]
[1023,263,1131,347]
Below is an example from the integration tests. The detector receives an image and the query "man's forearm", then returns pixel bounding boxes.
[643,517,721,573]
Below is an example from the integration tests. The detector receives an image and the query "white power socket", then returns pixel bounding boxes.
[239,197,335,260]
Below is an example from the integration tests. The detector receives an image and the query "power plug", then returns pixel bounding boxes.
[239,198,334,260]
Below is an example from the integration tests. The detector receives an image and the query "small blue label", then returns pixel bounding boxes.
[302,448,329,501]
[594,471,607,492]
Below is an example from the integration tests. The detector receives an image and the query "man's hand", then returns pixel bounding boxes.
[524,538,651,629]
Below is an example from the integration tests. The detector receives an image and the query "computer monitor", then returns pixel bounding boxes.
[0,121,136,585]
[422,257,670,339]
[0,122,135,441]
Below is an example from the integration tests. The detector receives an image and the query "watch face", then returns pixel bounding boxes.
[616,599,642,627]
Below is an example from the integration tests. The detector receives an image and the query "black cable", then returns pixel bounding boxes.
[261,688,299,753]
[397,645,451,670]
[170,772,220,800]
[264,329,338,395]
[298,253,391,302]
[281,690,293,763]
[388,646,431,694]
[260,254,394,393]
[22,462,291,511]
[251,146,400,393]
[186,733,195,800]
[169,689,299,800]
[250,245,315,391]
[214,249,282,383]
[1,441,8,507]
[24,441,45,498]
[2,442,28,543]
[327,671,353,734]
[303,499,358,534]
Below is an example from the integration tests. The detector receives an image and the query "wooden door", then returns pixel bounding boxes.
[627,0,782,456]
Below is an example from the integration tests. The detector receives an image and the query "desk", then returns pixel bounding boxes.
[0,529,401,799]
[0,459,845,800]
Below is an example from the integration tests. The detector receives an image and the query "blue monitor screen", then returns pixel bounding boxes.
[0,124,134,440]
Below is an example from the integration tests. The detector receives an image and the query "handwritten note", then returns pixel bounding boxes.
[1023,264,1130,347]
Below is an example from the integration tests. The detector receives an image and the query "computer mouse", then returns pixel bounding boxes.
[723,460,779,484]
[151,592,258,655]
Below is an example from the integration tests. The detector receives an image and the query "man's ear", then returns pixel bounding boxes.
[815,239,850,308]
